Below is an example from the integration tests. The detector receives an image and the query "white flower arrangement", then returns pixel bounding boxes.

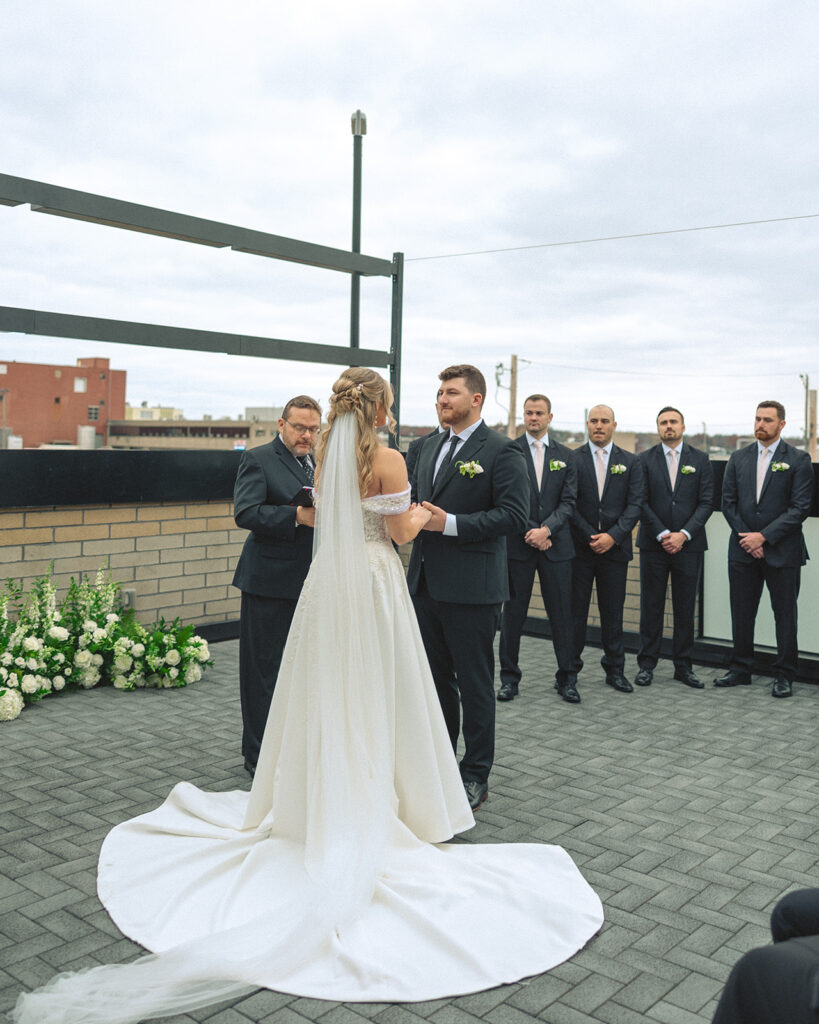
[610,464,628,475]
[771,462,790,472]
[0,567,214,720]
[456,459,484,478]
[680,465,696,475]
[549,459,567,471]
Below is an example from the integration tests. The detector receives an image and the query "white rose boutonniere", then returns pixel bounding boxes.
[680,465,696,475]
[456,460,484,478]
[549,459,567,471]
[771,462,790,472]
[610,464,627,475]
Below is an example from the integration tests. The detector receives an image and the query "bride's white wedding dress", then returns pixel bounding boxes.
[12,415,603,1024]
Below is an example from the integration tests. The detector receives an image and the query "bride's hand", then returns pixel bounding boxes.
[409,506,432,528]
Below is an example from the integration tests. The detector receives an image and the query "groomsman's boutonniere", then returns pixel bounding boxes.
[771,462,790,472]
[549,459,566,471]
[456,459,484,478]
[680,465,696,475]
[610,464,627,475]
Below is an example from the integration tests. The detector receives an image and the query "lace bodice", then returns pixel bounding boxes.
[361,487,411,543]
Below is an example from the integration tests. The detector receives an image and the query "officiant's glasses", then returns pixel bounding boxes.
[284,420,321,436]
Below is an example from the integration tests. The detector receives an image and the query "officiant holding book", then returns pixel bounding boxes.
[232,395,322,775]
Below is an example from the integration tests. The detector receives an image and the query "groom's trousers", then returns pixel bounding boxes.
[412,573,500,785]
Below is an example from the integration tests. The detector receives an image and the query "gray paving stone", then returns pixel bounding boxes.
[2,635,819,1024]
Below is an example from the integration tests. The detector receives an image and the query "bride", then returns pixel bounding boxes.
[12,368,603,1024]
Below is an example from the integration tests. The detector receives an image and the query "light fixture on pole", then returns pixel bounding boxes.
[350,110,367,349]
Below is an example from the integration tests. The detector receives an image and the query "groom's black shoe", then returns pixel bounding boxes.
[606,673,633,693]
[497,683,518,702]
[244,759,256,779]
[464,780,489,810]
[714,671,752,687]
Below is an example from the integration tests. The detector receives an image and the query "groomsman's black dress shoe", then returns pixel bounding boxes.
[557,681,581,704]
[713,671,752,687]
[606,674,633,693]
[497,683,518,702]
[771,675,793,698]
[464,779,489,809]
[634,668,653,686]
[673,668,704,689]
[244,759,256,778]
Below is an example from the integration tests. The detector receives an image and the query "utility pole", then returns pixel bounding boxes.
[809,389,817,461]
[507,354,518,438]
[0,388,7,449]
[800,373,810,447]
[702,421,709,454]
[350,109,366,349]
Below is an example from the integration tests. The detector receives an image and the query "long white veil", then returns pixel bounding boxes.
[11,413,393,1024]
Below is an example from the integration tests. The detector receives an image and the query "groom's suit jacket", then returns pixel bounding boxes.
[570,443,643,563]
[721,439,813,568]
[637,442,713,553]
[407,422,529,605]
[506,435,576,563]
[232,435,314,599]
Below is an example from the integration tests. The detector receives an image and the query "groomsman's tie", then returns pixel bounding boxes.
[595,447,607,500]
[299,455,314,486]
[435,434,460,482]
[756,447,771,501]
[533,439,545,488]
[667,448,678,488]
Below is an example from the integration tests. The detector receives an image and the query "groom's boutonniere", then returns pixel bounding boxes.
[771,461,790,472]
[549,459,566,471]
[680,465,696,475]
[456,459,484,478]
[610,464,627,475]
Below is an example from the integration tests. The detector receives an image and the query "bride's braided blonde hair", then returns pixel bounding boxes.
[315,367,396,496]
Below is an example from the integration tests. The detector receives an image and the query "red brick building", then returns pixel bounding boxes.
[0,357,126,448]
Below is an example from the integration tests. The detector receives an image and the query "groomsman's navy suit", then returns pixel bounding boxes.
[232,436,314,768]
[721,438,813,681]
[636,442,713,672]
[408,422,528,785]
[570,443,644,678]
[499,434,577,691]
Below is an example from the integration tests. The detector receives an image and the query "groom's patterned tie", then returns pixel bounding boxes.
[299,455,314,486]
[435,434,460,482]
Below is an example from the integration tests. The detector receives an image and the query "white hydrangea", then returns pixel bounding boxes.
[114,655,133,672]
[1,652,12,666]
[168,667,179,679]
[14,657,25,668]
[48,625,70,642]
[23,636,43,652]
[74,649,93,668]
[113,674,129,690]
[92,628,107,643]
[131,643,145,657]
[106,613,120,624]
[26,658,39,670]
[21,674,39,694]
[83,619,97,632]
[184,664,202,684]
[91,654,104,667]
[38,677,52,692]
[52,675,66,691]
[0,667,7,681]
[194,642,210,663]
[54,652,66,664]
[0,688,24,721]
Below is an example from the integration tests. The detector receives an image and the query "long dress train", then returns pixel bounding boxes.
[12,414,603,1023]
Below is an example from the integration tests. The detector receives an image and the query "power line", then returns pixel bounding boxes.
[406,213,819,262]
[519,358,804,380]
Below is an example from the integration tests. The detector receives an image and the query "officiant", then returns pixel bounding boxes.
[232,395,322,776]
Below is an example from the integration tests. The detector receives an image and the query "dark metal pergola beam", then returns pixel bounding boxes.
[0,306,392,368]
[0,173,394,277]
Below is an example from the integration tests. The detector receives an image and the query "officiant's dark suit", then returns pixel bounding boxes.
[232,399,321,771]
[570,407,644,691]
[719,403,813,694]
[499,419,577,700]
[636,421,713,683]
[408,366,528,805]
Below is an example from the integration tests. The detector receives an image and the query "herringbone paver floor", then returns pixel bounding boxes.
[2,638,818,1023]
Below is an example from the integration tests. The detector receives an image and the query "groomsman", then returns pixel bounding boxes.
[405,403,444,482]
[409,364,528,809]
[716,400,813,697]
[635,407,714,688]
[232,395,322,775]
[570,405,644,694]
[498,394,578,703]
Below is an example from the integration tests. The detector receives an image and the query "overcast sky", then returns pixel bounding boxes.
[2,0,817,436]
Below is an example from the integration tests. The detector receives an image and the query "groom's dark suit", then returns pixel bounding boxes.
[408,422,528,784]
[570,443,643,677]
[232,435,314,767]
[499,434,577,690]
[721,439,813,680]
[636,442,713,672]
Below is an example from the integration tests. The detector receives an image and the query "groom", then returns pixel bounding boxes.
[408,364,528,809]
